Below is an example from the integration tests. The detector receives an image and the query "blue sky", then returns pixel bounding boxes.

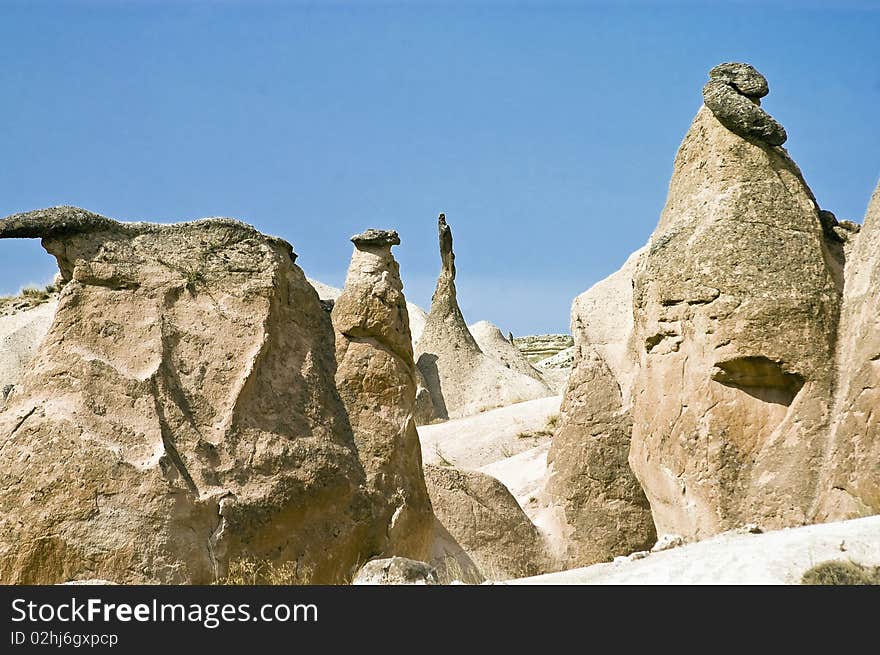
[1,1,878,334]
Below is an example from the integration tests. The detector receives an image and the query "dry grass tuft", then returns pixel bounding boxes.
[216,558,309,585]
[801,560,880,585]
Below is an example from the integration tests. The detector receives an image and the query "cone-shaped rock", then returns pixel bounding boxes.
[629,65,842,540]
[469,320,547,383]
[0,206,372,584]
[542,247,656,566]
[425,464,547,581]
[816,182,880,520]
[414,214,551,419]
[331,229,434,561]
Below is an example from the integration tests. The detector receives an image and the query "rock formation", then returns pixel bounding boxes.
[629,64,843,540]
[0,298,58,402]
[469,320,546,383]
[532,347,574,394]
[512,334,574,363]
[0,206,374,584]
[701,62,787,146]
[816,181,880,520]
[570,248,645,398]
[414,214,551,419]
[351,556,438,585]
[424,464,547,581]
[331,229,434,561]
[307,277,428,346]
[308,276,438,425]
[542,247,656,567]
[535,347,575,370]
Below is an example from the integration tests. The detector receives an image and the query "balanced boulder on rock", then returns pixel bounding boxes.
[629,64,842,540]
[331,228,434,562]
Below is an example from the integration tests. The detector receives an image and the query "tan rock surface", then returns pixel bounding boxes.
[0,206,373,584]
[308,276,438,425]
[424,464,547,581]
[307,277,427,346]
[816,181,880,520]
[331,229,433,561]
[543,347,656,567]
[570,247,645,399]
[414,215,551,419]
[538,244,654,568]
[629,87,841,539]
[0,298,57,401]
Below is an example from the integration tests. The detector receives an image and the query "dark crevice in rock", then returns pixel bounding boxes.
[415,353,449,420]
[712,356,805,406]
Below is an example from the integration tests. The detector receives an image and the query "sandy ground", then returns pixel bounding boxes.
[504,515,880,585]
[479,442,551,521]
[418,395,561,471]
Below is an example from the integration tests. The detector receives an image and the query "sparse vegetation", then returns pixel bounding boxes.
[801,560,880,585]
[1,282,59,309]
[517,429,552,440]
[216,558,307,585]
[183,268,206,291]
[433,445,455,467]
[514,414,559,441]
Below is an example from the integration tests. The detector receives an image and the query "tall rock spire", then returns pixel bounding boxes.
[414,214,550,420]
[421,214,481,355]
[332,229,434,561]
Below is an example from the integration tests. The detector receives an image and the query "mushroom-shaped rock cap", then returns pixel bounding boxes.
[351,228,401,248]
[0,205,298,260]
[708,62,769,98]
[0,206,117,239]
[702,61,787,146]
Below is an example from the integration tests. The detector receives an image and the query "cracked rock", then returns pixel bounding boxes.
[331,228,434,562]
[0,206,374,584]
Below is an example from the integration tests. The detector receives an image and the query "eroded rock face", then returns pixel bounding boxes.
[629,90,841,538]
[308,276,437,425]
[331,229,434,562]
[425,464,547,581]
[542,247,656,567]
[570,247,645,400]
[544,349,655,567]
[816,182,880,520]
[0,299,58,402]
[414,215,551,419]
[0,206,372,584]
